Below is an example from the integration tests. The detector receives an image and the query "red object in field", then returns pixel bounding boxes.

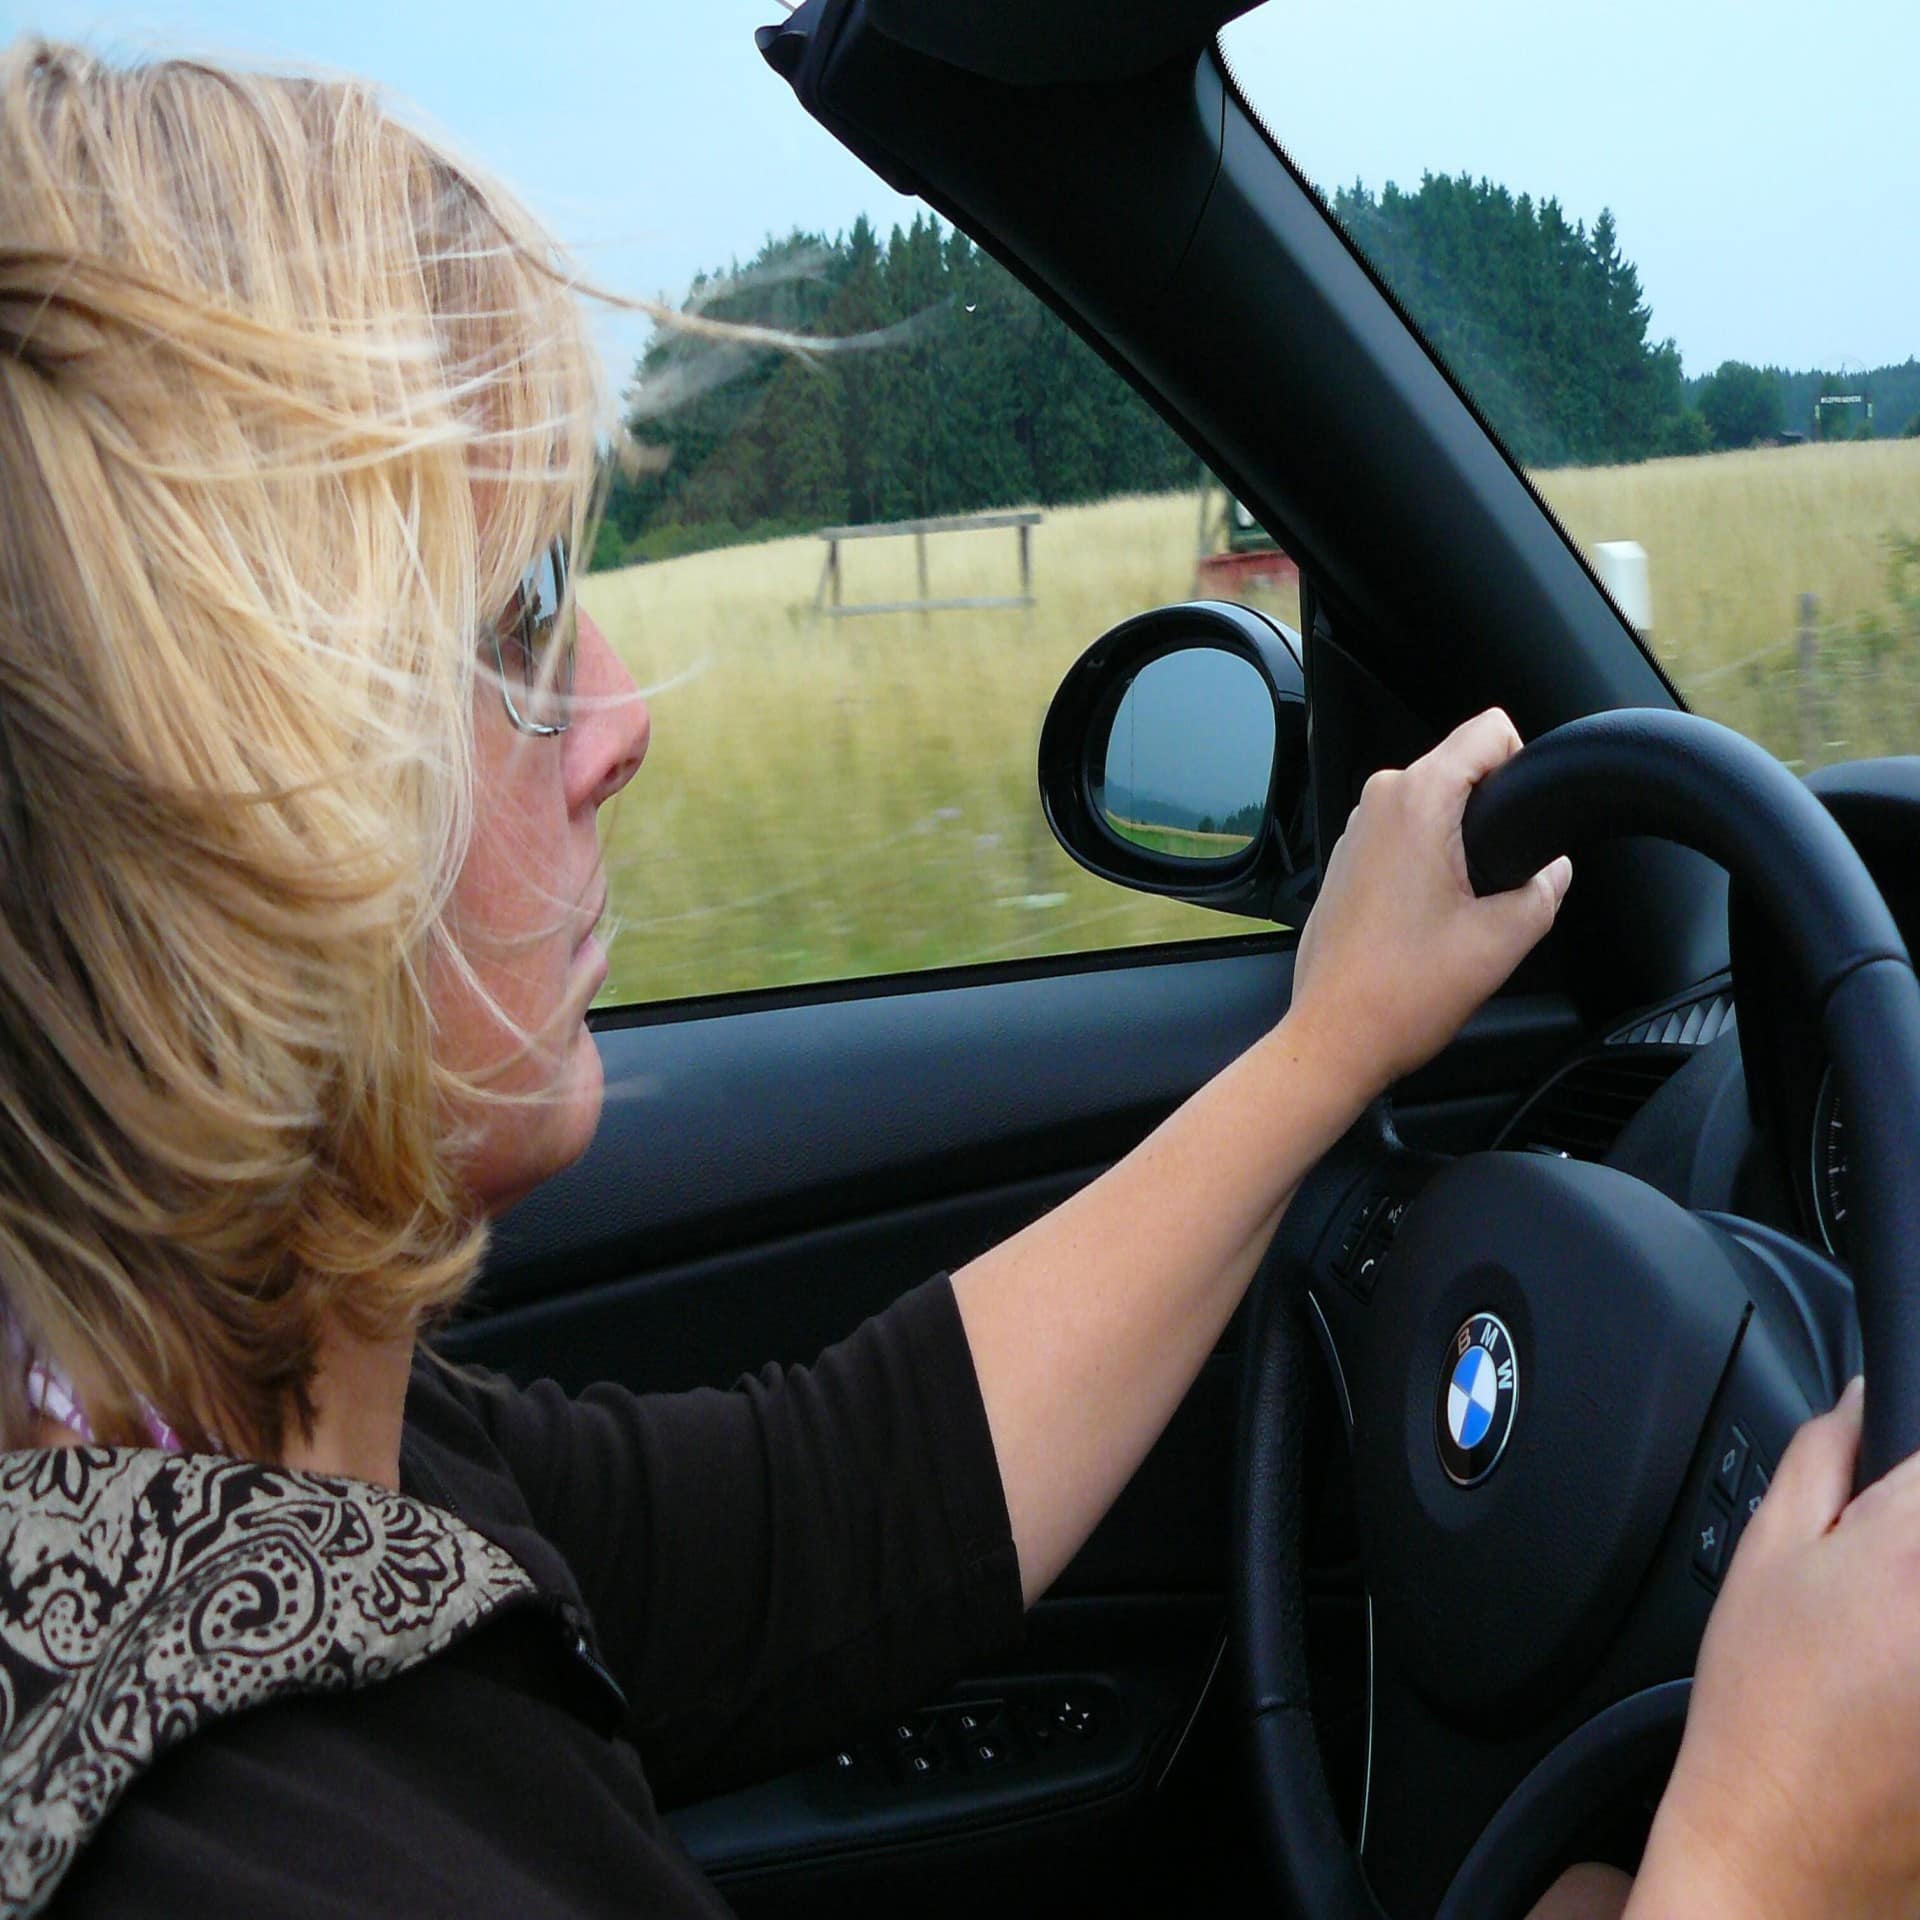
[1194,546,1300,596]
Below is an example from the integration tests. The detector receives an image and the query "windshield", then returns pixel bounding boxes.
[1220,1,1920,772]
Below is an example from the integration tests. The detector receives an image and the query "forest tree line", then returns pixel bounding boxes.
[594,177,1917,571]
[1689,358,1920,452]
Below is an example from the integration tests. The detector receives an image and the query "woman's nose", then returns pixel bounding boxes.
[571,606,649,813]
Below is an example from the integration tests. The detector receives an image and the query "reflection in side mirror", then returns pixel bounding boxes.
[1096,650,1276,863]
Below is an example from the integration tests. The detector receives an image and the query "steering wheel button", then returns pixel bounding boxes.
[1692,1493,1730,1582]
[1737,1458,1770,1526]
[1713,1426,1750,1503]
[1333,1194,1384,1273]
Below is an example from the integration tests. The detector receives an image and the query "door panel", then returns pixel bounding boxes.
[466,943,1581,1336]
[475,939,1303,1311]
[440,947,1582,1908]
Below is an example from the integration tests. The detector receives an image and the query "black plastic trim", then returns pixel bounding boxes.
[589,928,1287,1032]
[1208,35,1680,710]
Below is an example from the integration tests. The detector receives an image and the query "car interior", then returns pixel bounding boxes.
[432,1,1920,1913]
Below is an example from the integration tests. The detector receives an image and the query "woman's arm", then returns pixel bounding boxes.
[952,708,1572,1604]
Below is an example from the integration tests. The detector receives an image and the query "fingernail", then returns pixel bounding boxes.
[1844,1374,1865,1405]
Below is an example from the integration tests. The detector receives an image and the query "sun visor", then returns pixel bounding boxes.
[861,0,1263,86]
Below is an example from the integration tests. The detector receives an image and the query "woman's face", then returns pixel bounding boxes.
[436,598,649,1214]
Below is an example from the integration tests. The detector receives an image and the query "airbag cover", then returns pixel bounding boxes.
[1350,1152,1747,1727]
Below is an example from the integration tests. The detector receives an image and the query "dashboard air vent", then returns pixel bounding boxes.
[1495,980,1735,1161]
[1507,1051,1694,1162]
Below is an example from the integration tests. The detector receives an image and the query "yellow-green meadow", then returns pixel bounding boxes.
[583,441,1920,1008]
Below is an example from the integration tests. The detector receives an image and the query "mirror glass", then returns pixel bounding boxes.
[1097,648,1276,862]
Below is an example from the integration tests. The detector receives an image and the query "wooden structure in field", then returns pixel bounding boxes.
[814,510,1040,617]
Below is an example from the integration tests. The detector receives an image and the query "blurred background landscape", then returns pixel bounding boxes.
[22,5,1910,1011]
[586,183,1920,1007]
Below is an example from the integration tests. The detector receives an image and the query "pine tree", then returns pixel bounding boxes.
[1329,175,1697,468]
[760,364,848,526]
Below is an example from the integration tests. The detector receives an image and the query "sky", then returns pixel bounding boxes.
[1104,648,1278,824]
[11,0,1917,389]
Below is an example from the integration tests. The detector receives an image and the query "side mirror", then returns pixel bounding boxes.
[1037,601,1312,923]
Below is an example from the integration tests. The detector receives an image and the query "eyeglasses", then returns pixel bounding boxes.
[489,535,575,735]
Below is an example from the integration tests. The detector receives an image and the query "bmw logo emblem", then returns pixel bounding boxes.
[1436,1313,1518,1486]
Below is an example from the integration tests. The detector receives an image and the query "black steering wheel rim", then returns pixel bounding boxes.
[1234,708,1920,1920]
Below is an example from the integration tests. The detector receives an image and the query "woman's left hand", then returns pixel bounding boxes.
[1288,707,1573,1103]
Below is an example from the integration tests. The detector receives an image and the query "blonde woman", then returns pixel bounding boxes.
[0,39,1915,1920]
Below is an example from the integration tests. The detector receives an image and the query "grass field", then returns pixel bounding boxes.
[1539,440,1920,764]
[1109,818,1259,859]
[582,441,1920,1008]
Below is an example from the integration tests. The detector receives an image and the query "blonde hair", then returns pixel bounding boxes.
[0,39,603,1455]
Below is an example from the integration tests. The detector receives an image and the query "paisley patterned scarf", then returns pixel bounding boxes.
[0,1448,536,1917]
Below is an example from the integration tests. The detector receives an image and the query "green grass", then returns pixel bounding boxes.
[580,493,1262,1007]
[1538,440,1920,765]
[1106,817,1256,860]
[583,443,1920,1008]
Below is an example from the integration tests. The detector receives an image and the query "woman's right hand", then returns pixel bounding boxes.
[1288,709,1572,1106]
[1630,1378,1920,1918]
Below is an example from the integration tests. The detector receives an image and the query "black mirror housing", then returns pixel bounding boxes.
[1037,600,1312,923]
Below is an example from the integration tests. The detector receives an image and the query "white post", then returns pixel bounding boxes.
[1593,540,1653,635]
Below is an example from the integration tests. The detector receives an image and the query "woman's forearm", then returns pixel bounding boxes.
[951,710,1571,1607]
[950,1005,1369,1605]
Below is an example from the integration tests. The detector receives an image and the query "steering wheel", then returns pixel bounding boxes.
[1234,709,1920,1918]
